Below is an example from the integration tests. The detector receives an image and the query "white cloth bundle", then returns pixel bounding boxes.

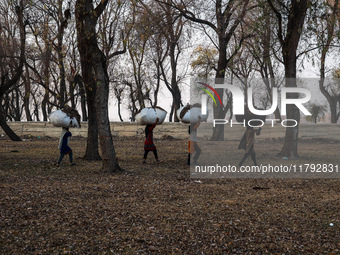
[48,110,80,128]
[177,105,208,124]
[135,107,167,125]
[176,106,185,122]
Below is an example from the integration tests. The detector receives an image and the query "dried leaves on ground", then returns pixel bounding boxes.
[0,136,339,254]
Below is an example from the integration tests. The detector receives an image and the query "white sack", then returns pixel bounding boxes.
[178,106,208,124]
[48,110,80,128]
[176,106,185,122]
[135,107,167,125]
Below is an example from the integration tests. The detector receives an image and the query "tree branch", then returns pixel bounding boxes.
[267,0,284,45]
[156,0,217,32]
[108,31,127,59]
[94,0,110,18]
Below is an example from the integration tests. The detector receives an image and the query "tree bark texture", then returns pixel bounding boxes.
[270,0,308,158]
[0,1,26,141]
[75,0,121,172]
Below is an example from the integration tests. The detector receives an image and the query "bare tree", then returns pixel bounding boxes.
[245,3,282,120]
[167,0,252,140]
[135,1,186,122]
[306,102,328,123]
[317,0,340,123]
[25,0,85,123]
[75,0,122,172]
[267,0,308,158]
[115,3,164,121]
[0,0,27,141]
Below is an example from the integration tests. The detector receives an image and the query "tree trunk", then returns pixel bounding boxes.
[74,74,87,121]
[319,79,339,124]
[262,11,281,121]
[117,97,123,122]
[0,113,21,141]
[41,92,49,121]
[34,99,40,121]
[0,1,26,141]
[272,0,308,158]
[278,59,300,158]
[92,49,121,172]
[23,63,32,121]
[56,1,70,108]
[41,31,51,121]
[76,0,100,161]
[169,102,174,122]
[84,84,101,161]
[75,0,121,172]
[78,39,100,160]
[169,42,181,122]
[278,106,300,158]
[329,102,338,124]
[318,0,339,124]
[69,80,76,109]
[211,36,227,141]
[57,48,66,107]
[152,64,161,108]
[14,89,21,121]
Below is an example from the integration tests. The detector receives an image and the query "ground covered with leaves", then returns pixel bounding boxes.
[0,135,339,254]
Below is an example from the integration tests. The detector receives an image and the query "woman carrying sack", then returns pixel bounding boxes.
[55,127,76,167]
[143,118,160,164]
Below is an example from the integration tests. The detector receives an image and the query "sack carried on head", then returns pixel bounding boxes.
[177,104,208,124]
[48,106,81,128]
[135,107,167,125]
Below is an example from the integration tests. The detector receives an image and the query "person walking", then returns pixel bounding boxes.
[56,127,75,166]
[143,118,160,164]
[238,126,261,166]
[188,116,201,165]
